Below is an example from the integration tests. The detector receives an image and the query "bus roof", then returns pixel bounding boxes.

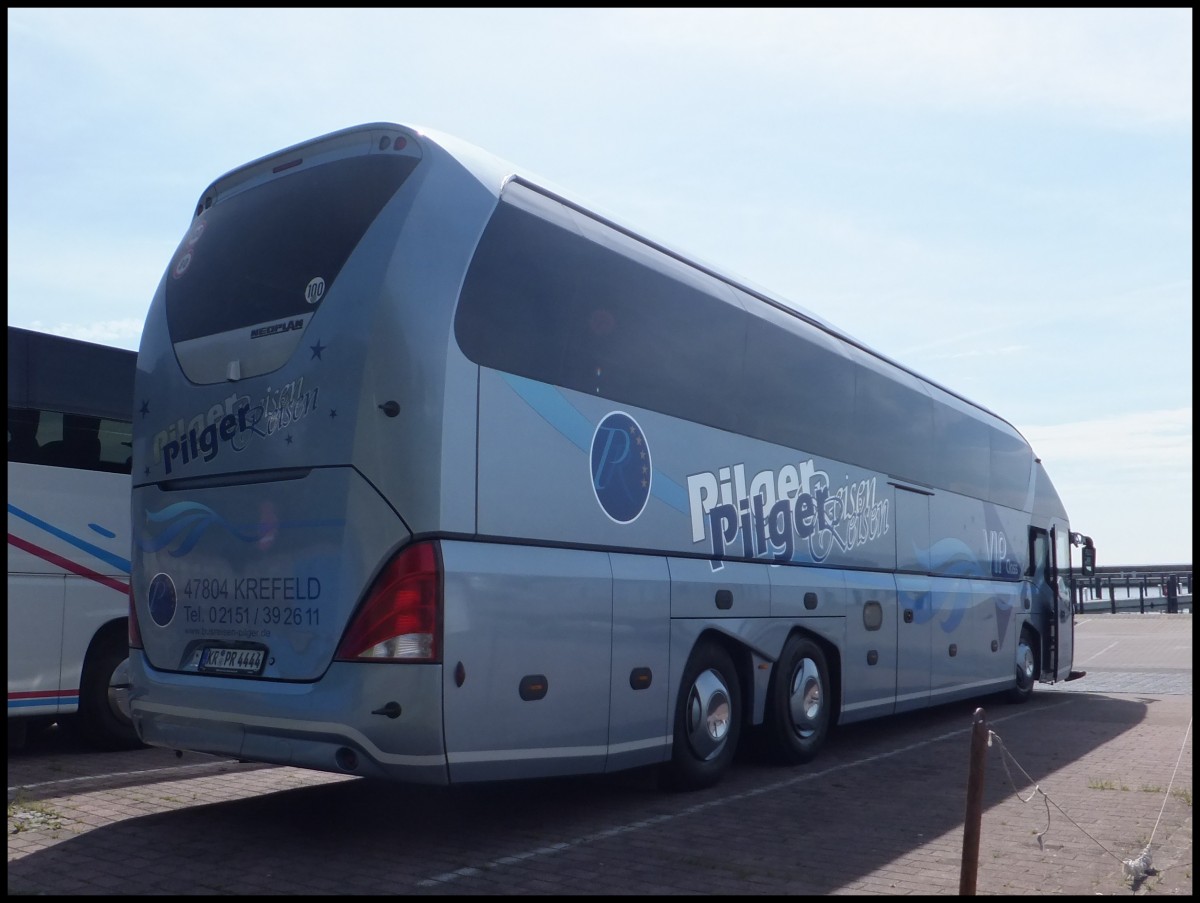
[7,326,135,422]
[197,122,1020,439]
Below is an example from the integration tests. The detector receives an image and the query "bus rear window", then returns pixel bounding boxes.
[165,154,418,343]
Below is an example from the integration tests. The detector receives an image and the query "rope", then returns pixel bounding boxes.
[1144,717,1192,850]
[987,719,1194,886]
[1121,716,1195,882]
[987,730,1124,864]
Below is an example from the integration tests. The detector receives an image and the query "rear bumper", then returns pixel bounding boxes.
[128,651,449,784]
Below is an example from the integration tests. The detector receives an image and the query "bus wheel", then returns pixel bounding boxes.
[766,635,830,765]
[1007,628,1037,704]
[661,639,741,791]
[78,630,143,750]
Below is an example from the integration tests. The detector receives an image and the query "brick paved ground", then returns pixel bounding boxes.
[8,613,1191,895]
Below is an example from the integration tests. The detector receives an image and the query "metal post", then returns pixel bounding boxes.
[1139,583,1145,614]
[960,707,987,896]
[1109,579,1116,614]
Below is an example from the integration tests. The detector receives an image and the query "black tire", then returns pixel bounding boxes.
[1007,627,1037,704]
[7,717,56,751]
[765,634,831,765]
[661,639,741,792]
[77,629,143,750]
[8,717,29,751]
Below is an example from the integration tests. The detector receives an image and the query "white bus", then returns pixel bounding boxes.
[8,326,141,749]
[128,124,1094,790]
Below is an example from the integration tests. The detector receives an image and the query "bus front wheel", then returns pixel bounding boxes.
[1007,627,1038,704]
[661,639,741,792]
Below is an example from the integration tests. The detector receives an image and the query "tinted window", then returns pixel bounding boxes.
[8,328,134,473]
[850,349,935,483]
[165,154,419,342]
[740,301,855,461]
[933,396,992,498]
[456,185,745,430]
[991,424,1033,509]
[8,406,131,474]
[9,327,134,422]
[455,184,1033,509]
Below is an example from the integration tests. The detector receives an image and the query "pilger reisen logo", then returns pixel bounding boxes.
[147,572,178,627]
[590,411,651,524]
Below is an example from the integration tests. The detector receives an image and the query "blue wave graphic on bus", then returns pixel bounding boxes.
[139,501,272,557]
[7,503,131,573]
[929,537,988,578]
[925,537,1016,642]
[927,539,980,633]
[502,373,690,514]
[138,501,347,557]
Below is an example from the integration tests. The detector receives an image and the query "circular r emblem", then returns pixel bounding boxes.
[590,411,652,524]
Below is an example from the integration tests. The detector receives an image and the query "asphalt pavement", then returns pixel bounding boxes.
[8,611,1192,896]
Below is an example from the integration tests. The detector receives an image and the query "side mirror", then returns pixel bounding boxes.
[1080,546,1096,577]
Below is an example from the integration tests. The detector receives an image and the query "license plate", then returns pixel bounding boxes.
[199,646,265,674]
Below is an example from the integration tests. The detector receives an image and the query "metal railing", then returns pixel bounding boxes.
[1069,565,1193,614]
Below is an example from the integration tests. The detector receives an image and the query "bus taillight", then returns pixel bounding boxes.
[336,541,442,663]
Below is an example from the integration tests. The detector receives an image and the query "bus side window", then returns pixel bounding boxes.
[1028,528,1050,584]
[7,407,42,464]
[41,413,102,471]
[98,418,134,474]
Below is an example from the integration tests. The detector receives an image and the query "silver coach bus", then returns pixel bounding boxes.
[128,123,1094,791]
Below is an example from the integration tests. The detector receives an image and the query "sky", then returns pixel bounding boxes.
[7,8,1192,567]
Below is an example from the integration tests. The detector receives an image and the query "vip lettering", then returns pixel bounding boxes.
[984,529,1020,576]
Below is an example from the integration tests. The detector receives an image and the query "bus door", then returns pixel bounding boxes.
[893,483,932,714]
[1049,523,1074,681]
[1029,527,1056,678]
